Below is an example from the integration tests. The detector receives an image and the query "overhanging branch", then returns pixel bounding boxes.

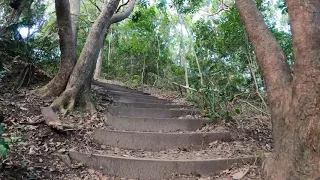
[110,0,136,24]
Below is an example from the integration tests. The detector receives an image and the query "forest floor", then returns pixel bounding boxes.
[0,72,272,179]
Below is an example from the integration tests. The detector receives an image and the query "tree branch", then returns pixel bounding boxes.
[110,0,135,24]
[208,0,230,17]
[116,0,129,13]
[87,0,101,12]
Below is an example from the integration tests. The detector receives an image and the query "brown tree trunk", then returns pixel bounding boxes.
[51,0,121,111]
[235,0,320,179]
[33,0,76,98]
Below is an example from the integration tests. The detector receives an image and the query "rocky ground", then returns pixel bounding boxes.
[0,74,271,179]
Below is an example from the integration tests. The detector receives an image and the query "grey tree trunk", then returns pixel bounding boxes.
[94,34,106,79]
[107,29,112,66]
[70,0,80,46]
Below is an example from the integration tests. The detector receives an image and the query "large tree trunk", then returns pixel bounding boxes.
[235,0,320,179]
[51,0,121,111]
[33,0,76,98]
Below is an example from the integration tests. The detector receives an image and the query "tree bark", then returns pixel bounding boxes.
[51,0,121,111]
[182,42,189,90]
[107,29,112,66]
[94,36,105,79]
[235,0,320,179]
[33,0,76,98]
[70,0,80,46]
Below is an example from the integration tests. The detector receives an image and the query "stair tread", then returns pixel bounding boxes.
[107,106,200,119]
[105,113,211,132]
[69,150,258,179]
[71,140,257,160]
[93,129,232,151]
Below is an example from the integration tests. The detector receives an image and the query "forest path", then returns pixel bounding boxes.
[68,81,260,179]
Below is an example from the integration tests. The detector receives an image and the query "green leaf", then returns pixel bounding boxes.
[18,141,27,146]
[0,139,9,149]
[3,137,11,143]
[0,144,8,158]
[235,108,241,114]
[10,136,22,142]
[0,125,4,135]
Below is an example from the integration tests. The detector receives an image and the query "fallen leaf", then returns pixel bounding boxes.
[232,168,249,179]
[88,169,95,174]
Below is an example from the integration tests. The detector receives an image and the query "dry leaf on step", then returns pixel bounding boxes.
[232,168,249,179]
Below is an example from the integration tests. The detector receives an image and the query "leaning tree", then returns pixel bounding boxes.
[34,0,136,112]
[235,0,320,179]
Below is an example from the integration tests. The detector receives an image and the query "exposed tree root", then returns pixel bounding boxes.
[50,88,75,116]
[50,86,96,115]
[80,90,97,114]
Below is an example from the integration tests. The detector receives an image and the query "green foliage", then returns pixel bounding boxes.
[0,125,9,158]
[172,0,203,14]
[0,0,59,75]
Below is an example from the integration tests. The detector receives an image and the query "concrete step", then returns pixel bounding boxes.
[93,80,148,95]
[113,102,193,109]
[106,90,163,100]
[69,151,257,180]
[105,112,210,132]
[112,95,170,104]
[108,106,200,119]
[93,130,231,151]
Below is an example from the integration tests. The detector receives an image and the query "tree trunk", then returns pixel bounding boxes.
[182,42,189,90]
[94,34,106,79]
[235,0,320,179]
[51,0,121,111]
[107,29,112,66]
[70,0,80,46]
[33,0,76,98]
[141,57,146,86]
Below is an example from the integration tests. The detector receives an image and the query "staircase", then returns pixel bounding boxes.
[69,81,258,179]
